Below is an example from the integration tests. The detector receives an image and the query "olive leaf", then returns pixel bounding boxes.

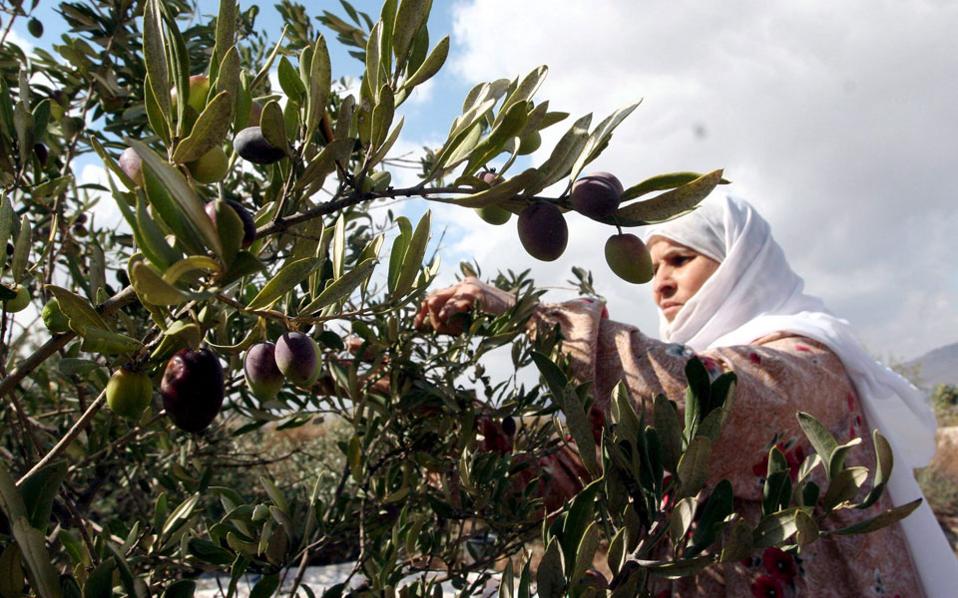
[371,84,395,149]
[797,411,839,480]
[295,138,353,195]
[128,139,224,260]
[369,116,405,166]
[10,215,31,283]
[830,498,922,535]
[135,194,182,270]
[14,102,35,158]
[260,100,288,154]
[450,168,538,209]
[0,196,13,253]
[79,327,144,355]
[216,46,241,102]
[304,34,331,146]
[536,540,565,598]
[163,256,221,286]
[150,321,203,361]
[676,436,711,499]
[496,65,548,128]
[621,171,731,202]
[529,113,593,193]
[0,465,62,598]
[612,169,724,226]
[391,211,430,298]
[858,430,894,509]
[464,100,530,175]
[569,101,641,182]
[393,0,431,66]
[130,260,189,306]
[402,35,448,91]
[277,56,306,103]
[210,0,238,83]
[246,257,323,311]
[250,26,288,91]
[44,285,110,333]
[171,91,233,164]
[302,258,377,314]
[210,200,245,266]
[752,508,800,548]
[17,461,67,533]
[142,0,171,121]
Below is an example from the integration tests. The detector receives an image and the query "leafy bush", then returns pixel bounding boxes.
[0,0,917,596]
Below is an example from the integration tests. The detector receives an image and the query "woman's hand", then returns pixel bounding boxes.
[414,277,516,334]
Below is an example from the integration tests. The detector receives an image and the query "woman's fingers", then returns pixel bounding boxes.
[438,297,476,321]
[415,280,487,333]
[414,287,455,330]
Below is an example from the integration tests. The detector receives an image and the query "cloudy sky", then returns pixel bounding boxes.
[439,0,958,362]
[12,0,957,361]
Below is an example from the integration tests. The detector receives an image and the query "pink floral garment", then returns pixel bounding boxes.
[529,298,923,597]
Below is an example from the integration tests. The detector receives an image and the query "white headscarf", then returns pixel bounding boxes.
[646,194,956,596]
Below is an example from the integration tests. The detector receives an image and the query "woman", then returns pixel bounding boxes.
[416,194,958,596]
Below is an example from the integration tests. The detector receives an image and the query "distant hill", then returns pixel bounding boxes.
[906,342,958,389]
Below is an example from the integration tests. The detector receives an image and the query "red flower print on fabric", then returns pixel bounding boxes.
[749,351,762,364]
[762,547,798,582]
[699,355,724,381]
[752,442,806,481]
[846,392,857,411]
[751,574,785,598]
[660,474,674,510]
[794,343,812,352]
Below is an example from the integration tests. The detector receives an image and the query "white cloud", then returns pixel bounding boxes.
[5,29,34,55]
[266,68,289,109]
[404,78,435,106]
[77,163,130,234]
[440,0,958,359]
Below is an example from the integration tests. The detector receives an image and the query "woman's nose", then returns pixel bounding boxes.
[652,268,675,297]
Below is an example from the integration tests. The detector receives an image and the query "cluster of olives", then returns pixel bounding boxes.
[97,77,308,434]
[119,140,229,188]
[477,171,654,284]
[117,75,283,189]
[104,347,225,433]
[243,332,322,401]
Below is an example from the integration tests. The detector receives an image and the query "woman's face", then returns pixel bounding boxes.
[648,237,721,322]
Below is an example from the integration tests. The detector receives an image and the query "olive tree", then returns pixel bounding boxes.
[0,0,917,596]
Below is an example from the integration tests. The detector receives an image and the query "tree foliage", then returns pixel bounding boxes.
[0,0,915,596]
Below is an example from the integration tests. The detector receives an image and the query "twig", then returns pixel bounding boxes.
[68,410,166,472]
[0,285,136,400]
[17,389,106,486]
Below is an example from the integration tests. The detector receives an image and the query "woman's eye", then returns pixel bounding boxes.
[670,255,691,266]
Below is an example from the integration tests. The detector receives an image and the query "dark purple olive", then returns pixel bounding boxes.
[33,143,48,166]
[234,126,285,165]
[274,332,320,388]
[28,18,43,38]
[160,348,225,433]
[517,202,568,261]
[244,342,284,401]
[570,172,624,221]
